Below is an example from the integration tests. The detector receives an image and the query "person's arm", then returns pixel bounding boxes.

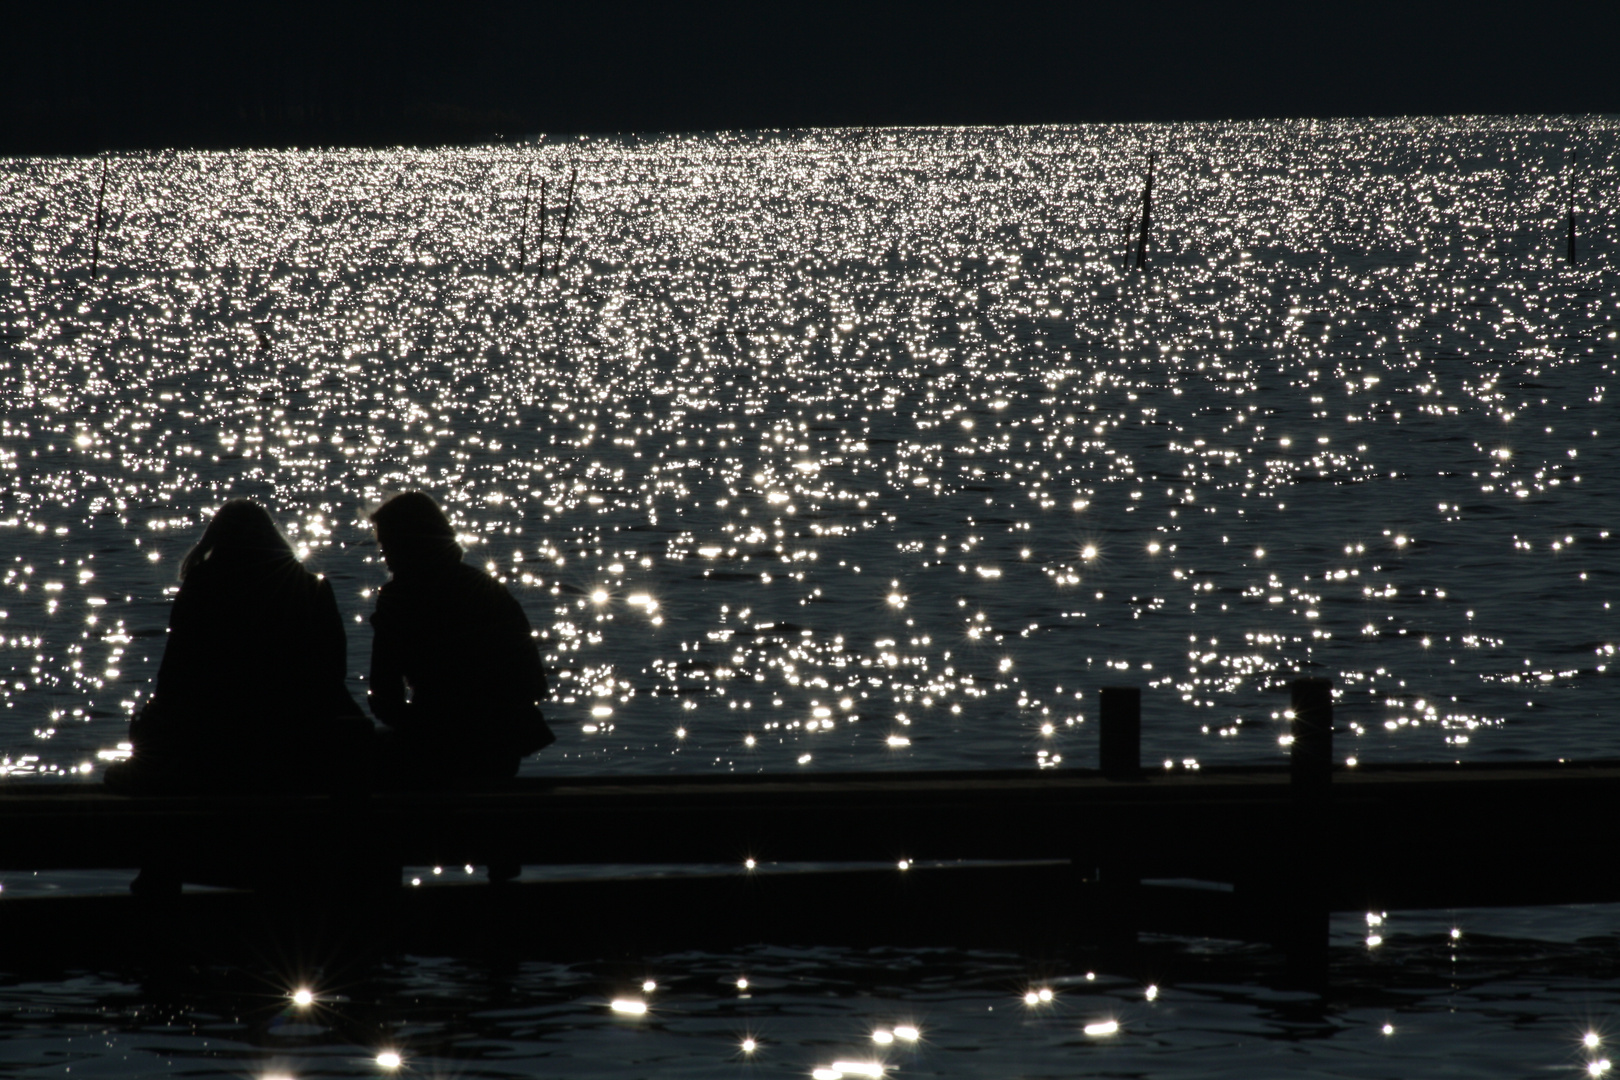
[310,575,367,724]
[499,589,549,705]
[367,592,411,729]
[312,576,349,692]
[151,585,196,698]
[150,574,214,714]
[135,580,203,752]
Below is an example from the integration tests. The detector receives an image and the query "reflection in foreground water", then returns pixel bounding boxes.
[2,906,1620,1078]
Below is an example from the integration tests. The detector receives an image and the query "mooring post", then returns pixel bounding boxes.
[1094,686,1143,958]
[1290,677,1333,797]
[1099,686,1141,780]
[1284,676,1334,989]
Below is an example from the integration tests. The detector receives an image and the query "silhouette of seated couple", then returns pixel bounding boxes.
[104,492,554,795]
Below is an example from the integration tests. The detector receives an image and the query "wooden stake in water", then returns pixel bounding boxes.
[1567,146,1578,265]
[89,157,109,280]
[535,176,548,275]
[1134,152,1155,271]
[558,165,578,252]
[516,163,534,269]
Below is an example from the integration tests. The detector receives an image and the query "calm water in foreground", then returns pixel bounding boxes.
[1,117,1616,1076]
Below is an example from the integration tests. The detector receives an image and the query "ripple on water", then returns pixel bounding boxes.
[0,118,1615,779]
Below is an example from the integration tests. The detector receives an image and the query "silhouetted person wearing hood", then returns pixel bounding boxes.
[106,499,370,795]
[367,492,554,786]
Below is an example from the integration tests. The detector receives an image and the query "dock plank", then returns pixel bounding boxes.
[3,761,1618,915]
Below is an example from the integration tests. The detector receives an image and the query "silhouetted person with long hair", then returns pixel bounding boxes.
[106,500,370,795]
[367,492,554,787]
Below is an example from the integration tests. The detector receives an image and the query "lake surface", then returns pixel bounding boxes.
[1,117,1616,1076]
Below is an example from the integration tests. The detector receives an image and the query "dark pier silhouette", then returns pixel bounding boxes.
[3,680,1618,980]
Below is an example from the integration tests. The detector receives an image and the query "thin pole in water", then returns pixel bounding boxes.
[1567,145,1578,265]
[1134,152,1155,271]
[89,157,109,280]
[535,176,548,276]
[516,162,534,269]
[558,165,578,253]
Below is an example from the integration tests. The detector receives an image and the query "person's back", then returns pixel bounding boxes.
[367,492,553,785]
[110,500,368,794]
[151,556,359,772]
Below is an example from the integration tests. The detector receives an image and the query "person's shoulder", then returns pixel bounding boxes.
[371,575,407,612]
[452,561,528,610]
[173,555,242,605]
[452,560,506,592]
[279,562,331,600]
[309,570,339,602]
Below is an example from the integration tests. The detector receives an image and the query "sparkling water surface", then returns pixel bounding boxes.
[1,118,1617,1077]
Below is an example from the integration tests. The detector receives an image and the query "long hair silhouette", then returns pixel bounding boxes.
[179,499,300,581]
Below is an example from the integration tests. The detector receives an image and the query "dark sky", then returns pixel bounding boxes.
[4,1,1617,155]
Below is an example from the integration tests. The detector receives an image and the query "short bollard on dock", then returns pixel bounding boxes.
[1099,686,1142,780]
[1284,676,1335,988]
[1289,677,1334,798]
[1094,686,1143,956]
